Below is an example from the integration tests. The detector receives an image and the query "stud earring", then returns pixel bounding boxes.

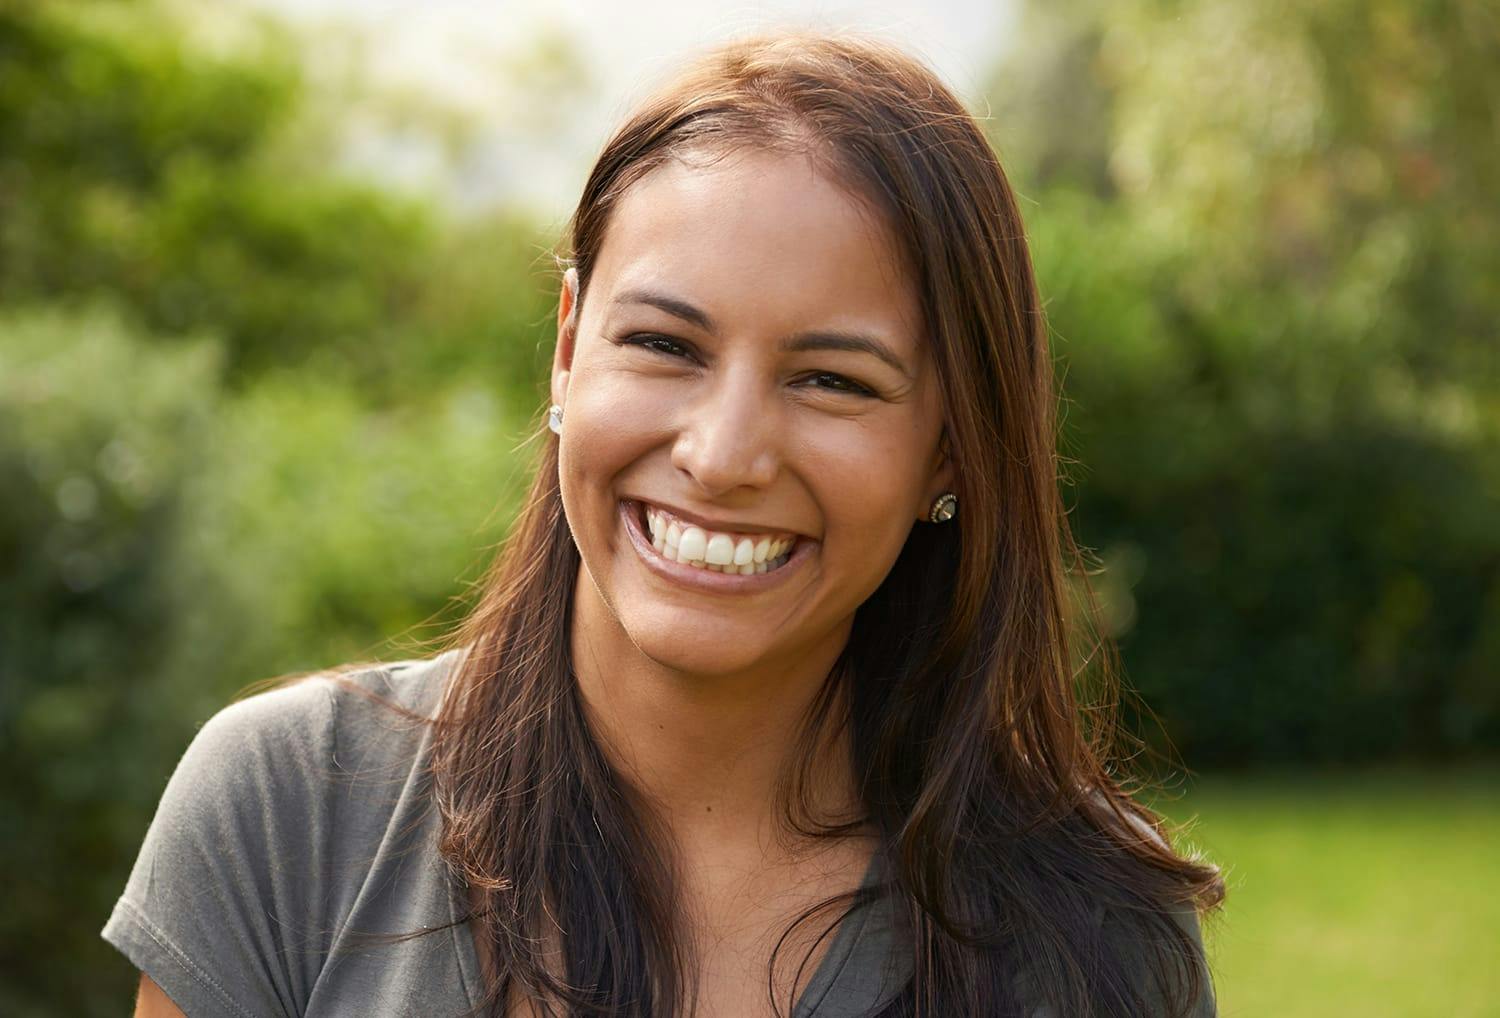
[548,404,564,435]
[928,492,957,523]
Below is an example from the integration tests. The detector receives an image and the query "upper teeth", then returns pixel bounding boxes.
[643,504,797,574]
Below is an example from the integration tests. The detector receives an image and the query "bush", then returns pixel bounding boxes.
[0,304,222,1016]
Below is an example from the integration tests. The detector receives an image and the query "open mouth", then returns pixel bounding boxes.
[621,499,807,578]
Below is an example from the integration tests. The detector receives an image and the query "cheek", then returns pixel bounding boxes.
[559,374,658,491]
[804,427,923,565]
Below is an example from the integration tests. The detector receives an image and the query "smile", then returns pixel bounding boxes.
[618,499,815,593]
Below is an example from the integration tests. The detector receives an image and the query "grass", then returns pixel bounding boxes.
[1152,766,1500,1018]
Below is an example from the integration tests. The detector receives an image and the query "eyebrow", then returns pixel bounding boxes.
[612,287,914,380]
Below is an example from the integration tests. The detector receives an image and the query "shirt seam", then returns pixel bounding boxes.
[115,897,259,1018]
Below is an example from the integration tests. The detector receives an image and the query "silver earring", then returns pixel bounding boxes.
[548,404,564,435]
[928,492,957,523]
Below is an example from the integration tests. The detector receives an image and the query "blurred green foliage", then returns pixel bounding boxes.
[0,0,1496,1014]
[0,0,556,395]
[1,307,217,1006]
[988,0,1500,766]
[1,3,549,1013]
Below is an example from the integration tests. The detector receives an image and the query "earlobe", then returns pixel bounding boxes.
[921,427,958,522]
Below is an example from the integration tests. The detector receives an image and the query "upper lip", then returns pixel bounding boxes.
[626,497,806,539]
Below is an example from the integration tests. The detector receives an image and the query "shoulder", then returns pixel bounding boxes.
[118,649,463,869]
[101,649,468,1017]
[1080,789,1217,1016]
[1096,903,1215,1018]
[1082,785,1173,850]
[180,647,463,791]
[215,645,461,736]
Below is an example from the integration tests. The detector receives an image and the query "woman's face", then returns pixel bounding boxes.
[552,148,953,678]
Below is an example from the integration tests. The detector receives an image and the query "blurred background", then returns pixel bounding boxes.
[2,0,1496,1014]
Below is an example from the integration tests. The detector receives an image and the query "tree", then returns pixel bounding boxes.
[987,0,1500,764]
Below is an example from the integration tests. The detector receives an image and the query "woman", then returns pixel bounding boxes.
[105,30,1222,1018]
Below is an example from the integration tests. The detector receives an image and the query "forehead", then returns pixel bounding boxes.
[588,149,922,343]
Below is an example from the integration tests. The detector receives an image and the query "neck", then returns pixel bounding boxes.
[569,570,864,863]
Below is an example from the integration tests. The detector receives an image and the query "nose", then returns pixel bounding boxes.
[669,366,781,496]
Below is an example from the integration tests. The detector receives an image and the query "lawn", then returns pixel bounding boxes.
[1155,766,1500,1018]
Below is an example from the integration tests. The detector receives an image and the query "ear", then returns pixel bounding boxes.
[920,425,957,521]
[551,267,580,410]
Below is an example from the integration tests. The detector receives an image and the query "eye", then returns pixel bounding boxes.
[620,333,696,360]
[620,334,876,398]
[800,372,877,398]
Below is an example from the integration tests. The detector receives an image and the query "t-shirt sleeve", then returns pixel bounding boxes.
[1091,899,1216,1018]
[101,677,340,1018]
[1160,905,1217,1018]
[1106,800,1218,1017]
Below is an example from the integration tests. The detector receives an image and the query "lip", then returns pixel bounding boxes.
[618,499,816,594]
[624,495,805,541]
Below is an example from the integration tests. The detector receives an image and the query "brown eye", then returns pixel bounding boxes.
[802,372,876,398]
[621,333,696,359]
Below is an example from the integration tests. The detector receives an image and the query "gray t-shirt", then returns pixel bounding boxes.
[101,651,911,1018]
[103,650,1212,1017]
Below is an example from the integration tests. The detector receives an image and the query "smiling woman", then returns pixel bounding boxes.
[103,30,1221,1018]
[553,146,949,688]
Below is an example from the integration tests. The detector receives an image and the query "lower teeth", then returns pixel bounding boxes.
[670,553,789,573]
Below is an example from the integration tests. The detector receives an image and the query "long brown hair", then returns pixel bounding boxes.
[428,30,1223,1018]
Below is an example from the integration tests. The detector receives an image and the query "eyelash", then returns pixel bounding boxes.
[620,334,878,398]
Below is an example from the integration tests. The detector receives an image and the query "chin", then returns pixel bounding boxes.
[627,625,772,679]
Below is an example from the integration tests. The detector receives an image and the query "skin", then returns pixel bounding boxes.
[132,147,956,1018]
[550,147,954,1015]
[132,973,184,1018]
